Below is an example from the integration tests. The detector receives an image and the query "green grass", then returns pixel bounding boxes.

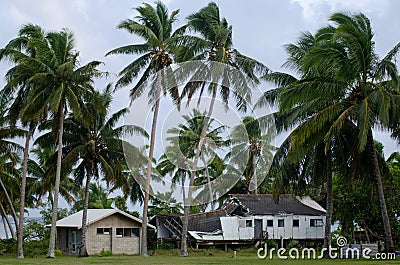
[0,249,398,265]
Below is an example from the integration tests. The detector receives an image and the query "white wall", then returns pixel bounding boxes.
[220,214,325,241]
[262,214,325,240]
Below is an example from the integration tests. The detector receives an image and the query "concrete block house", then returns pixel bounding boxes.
[53,209,155,255]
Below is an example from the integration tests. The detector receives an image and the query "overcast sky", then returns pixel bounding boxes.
[1,1,399,214]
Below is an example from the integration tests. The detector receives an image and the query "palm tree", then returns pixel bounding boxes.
[276,12,399,252]
[229,116,275,194]
[0,24,51,257]
[10,27,103,258]
[166,109,228,209]
[39,86,146,256]
[106,2,184,256]
[149,192,183,217]
[0,154,21,239]
[0,102,25,242]
[27,146,78,207]
[255,29,351,255]
[176,3,269,256]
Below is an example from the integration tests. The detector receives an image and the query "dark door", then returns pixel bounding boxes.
[254,219,263,239]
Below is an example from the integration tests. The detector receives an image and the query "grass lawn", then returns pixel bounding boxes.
[0,249,398,265]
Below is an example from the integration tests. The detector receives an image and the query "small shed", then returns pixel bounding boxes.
[53,209,155,255]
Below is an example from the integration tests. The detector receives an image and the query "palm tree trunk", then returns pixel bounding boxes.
[17,124,34,258]
[0,201,15,239]
[0,177,18,233]
[201,154,214,211]
[364,225,370,244]
[48,103,65,258]
[141,71,162,256]
[252,154,258,194]
[324,150,332,258]
[367,129,394,252]
[180,86,217,257]
[79,165,93,257]
[2,214,9,239]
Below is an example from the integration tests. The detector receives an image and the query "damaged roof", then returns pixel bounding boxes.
[229,194,326,216]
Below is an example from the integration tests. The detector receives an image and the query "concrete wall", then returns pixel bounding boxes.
[86,213,141,255]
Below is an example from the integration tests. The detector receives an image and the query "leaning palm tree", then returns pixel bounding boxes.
[0,102,25,239]
[277,12,399,252]
[13,28,103,258]
[0,24,48,258]
[106,1,184,256]
[0,154,21,239]
[176,3,269,256]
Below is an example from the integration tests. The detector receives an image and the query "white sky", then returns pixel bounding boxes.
[1,0,399,216]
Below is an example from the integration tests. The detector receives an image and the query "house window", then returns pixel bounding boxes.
[116,228,123,237]
[267,220,273,227]
[97,228,110,235]
[131,228,140,237]
[116,228,139,237]
[246,220,252,227]
[278,219,284,227]
[293,219,299,227]
[310,219,323,227]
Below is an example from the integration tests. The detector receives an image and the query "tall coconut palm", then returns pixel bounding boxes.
[37,86,147,256]
[106,1,184,256]
[277,12,399,252]
[10,27,103,257]
[255,29,348,255]
[0,24,50,257]
[176,3,269,256]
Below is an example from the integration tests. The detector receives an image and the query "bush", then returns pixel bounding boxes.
[287,239,301,249]
[265,239,277,249]
[0,238,17,254]
[24,238,49,257]
[55,249,63,256]
[156,242,176,250]
[100,249,113,256]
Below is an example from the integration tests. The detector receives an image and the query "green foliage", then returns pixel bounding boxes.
[155,242,175,250]
[23,239,49,257]
[0,238,17,254]
[265,239,277,249]
[287,239,301,249]
[23,219,47,241]
[100,249,113,256]
[149,192,183,218]
[40,203,68,225]
[54,249,63,256]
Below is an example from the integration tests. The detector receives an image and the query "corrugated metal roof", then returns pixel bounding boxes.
[229,194,326,215]
[52,209,155,229]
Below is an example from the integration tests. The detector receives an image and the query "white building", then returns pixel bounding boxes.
[153,194,326,247]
